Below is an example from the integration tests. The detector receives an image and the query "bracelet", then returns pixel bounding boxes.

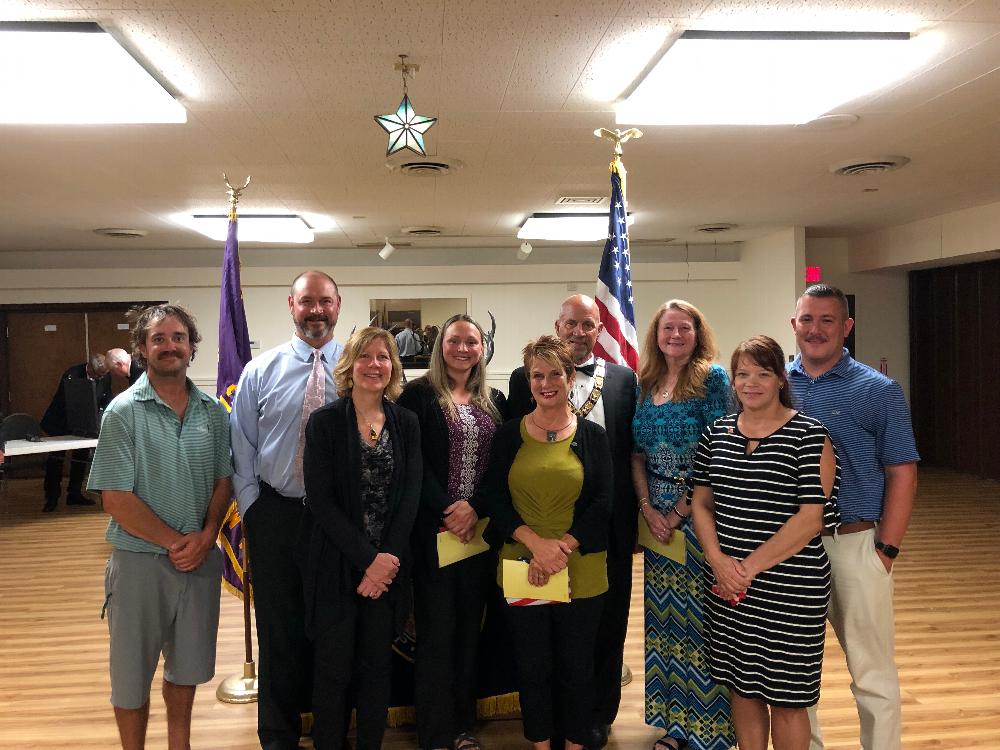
[638,498,650,511]
[671,506,690,520]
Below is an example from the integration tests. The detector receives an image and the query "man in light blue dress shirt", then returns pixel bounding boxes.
[231,271,344,750]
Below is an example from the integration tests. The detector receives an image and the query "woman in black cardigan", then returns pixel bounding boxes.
[301,327,422,750]
[397,314,506,750]
[478,336,613,750]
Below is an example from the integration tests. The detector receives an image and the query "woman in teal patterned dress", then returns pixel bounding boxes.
[631,300,735,750]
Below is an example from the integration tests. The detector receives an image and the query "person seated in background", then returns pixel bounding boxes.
[106,347,144,385]
[479,335,612,750]
[40,352,113,512]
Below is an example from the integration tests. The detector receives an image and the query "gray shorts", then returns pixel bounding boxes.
[103,547,222,709]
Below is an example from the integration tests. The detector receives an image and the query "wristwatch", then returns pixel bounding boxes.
[874,539,899,559]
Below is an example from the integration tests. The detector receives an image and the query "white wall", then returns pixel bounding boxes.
[737,227,805,358]
[1,261,745,397]
[806,237,911,402]
[851,197,1000,271]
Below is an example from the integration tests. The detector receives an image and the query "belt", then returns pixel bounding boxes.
[822,520,875,537]
[259,481,305,504]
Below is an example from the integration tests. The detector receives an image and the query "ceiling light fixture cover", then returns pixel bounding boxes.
[374,55,437,156]
[187,214,314,243]
[518,212,634,242]
[0,21,186,124]
[617,30,921,126]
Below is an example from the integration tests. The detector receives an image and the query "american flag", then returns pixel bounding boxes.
[594,158,639,369]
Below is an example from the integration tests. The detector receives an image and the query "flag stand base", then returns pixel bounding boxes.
[216,661,259,703]
[621,663,632,687]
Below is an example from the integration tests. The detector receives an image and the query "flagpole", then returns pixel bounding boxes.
[593,128,642,688]
[216,174,259,704]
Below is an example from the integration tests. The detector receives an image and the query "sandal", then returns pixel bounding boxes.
[653,735,688,750]
[455,732,482,750]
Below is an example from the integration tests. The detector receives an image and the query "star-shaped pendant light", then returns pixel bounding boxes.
[374,55,437,157]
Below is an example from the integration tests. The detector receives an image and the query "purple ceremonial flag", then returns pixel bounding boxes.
[216,215,253,600]
[217,217,252,402]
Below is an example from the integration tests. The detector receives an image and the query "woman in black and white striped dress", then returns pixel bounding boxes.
[690,335,839,750]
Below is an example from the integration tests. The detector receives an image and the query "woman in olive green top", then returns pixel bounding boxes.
[480,335,613,750]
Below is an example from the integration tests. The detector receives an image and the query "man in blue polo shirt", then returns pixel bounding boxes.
[89,304,233,750]
[787,284,919,750]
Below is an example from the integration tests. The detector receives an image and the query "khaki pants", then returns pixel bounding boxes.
[809,528,901,750]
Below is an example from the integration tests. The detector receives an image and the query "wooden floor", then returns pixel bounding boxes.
[1,467,998,749]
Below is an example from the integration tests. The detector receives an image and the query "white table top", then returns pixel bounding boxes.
[4,436,99,457]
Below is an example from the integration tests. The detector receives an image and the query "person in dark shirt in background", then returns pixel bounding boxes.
[40,352,113,512]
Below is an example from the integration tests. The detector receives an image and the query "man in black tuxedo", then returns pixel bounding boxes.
[40,353,113,512]
[506,294,637,750]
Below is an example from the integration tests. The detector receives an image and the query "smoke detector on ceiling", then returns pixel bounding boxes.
[401,226,442,237]
[93,228,148,238]
[693,223,737,234]
[830,156,910,176]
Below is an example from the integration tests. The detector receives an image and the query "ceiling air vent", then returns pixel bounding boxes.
[93,228,148,238]
[387,157,464,176]
[401,226,442,237]
[556,196,605,206]
[694,223,736,234]
[400,161,450,176]
[830,156,910,176]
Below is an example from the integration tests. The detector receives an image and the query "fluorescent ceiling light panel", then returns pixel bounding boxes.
[0,21,186,124]
[617,30,918,126]
[518,212,634,242]
[189,215,315,244]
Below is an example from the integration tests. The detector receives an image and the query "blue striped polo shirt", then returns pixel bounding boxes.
[787,348,919,523]
[89,374,234,554]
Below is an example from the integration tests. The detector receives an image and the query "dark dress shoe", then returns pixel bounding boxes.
[584,724,610,750]
[67,494,96,506]
[42,502,57,512]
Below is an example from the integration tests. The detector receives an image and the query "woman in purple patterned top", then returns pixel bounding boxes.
[398,314,507,750]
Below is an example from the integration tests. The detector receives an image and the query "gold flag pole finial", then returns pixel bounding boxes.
[223,173,252,218]
[594,127,643,158]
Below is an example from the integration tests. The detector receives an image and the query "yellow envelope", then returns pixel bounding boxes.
[637,519,687,564]
[437,517,491,568]
[501,559,570,603]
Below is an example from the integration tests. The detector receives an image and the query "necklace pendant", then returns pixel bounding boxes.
[546,430,558,442]
[369,424,378,442]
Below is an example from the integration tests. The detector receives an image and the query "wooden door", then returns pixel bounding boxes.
[6,312,88,421]
[86,310,135,397]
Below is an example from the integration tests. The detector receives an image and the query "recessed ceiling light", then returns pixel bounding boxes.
[0,21,186,124]
[617,30,927,126]
[518,212,634,242]
[181,214,315,243]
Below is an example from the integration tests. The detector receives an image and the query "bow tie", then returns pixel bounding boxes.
[575,363,596,377]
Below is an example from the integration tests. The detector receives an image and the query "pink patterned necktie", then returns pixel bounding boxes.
[294,350,326,484]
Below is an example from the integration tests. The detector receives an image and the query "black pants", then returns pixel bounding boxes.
[244,487,313,750]
[413,551,490,749]
[312,593,395,750]
[505,593,605,745]
[43,449,90,504]
[592,551,634,726]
